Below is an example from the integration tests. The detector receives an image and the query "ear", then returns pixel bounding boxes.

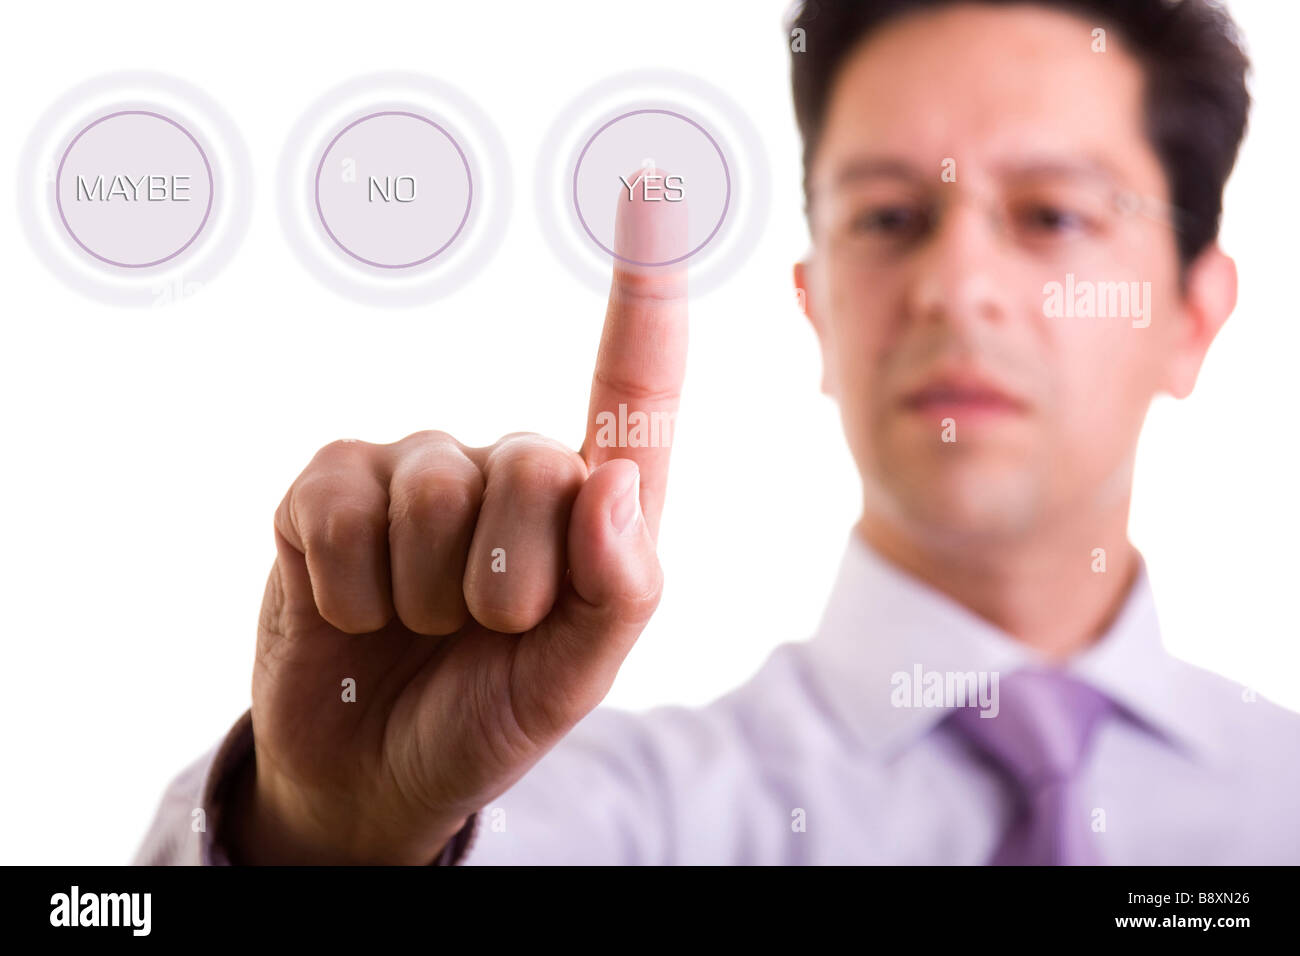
[1162,245,1237,400]
[794,259,838,397]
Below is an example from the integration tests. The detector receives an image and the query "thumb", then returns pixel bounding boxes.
[513,458,663,739]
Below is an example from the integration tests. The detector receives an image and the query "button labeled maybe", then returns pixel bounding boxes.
[21,71,251,306]
[56,109,214,269]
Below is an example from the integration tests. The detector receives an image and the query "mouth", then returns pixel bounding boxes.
[898,371,1029,418]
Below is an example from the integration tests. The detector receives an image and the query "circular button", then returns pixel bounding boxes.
[19,71,251,306]
[573,108,729,267]
[56,110,214,269]
[535,70,768,297]
[314,110,472,269]
[278,73,511,307]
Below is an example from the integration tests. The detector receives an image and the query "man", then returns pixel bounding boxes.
[136,0,1300,865]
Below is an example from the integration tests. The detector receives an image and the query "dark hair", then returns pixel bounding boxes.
[788,0,1251,265]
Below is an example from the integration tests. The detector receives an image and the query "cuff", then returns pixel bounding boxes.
[202,707,481,866]
[433,810,481,866]
[200,708,255,867]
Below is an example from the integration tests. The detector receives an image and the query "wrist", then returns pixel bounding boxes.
[223,752,468,865]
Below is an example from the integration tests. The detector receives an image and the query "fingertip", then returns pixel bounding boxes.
[613,165,690,275]
[316,594,394,635]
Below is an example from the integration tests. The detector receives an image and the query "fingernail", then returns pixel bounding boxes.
[610,464,641,535]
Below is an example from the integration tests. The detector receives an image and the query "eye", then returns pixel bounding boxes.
[1014,202,1089,237]
[849,203,930,240]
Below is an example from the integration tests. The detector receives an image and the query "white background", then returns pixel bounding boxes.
[0,0,1295,864]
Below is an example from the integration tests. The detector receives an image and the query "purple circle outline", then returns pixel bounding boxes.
[572,108,731,267]
[55,109,215,269]
[313,110,473,270]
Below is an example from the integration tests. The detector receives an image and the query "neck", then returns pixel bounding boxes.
[855,501,1139,661]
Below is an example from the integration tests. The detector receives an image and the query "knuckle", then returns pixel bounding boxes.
[619,563,665,624]
[591,367,681,404]
[398,428,459,450]
[491,440,586,493]
[315,437,373,465]
[311,501,386,560]
[290,446,378,515]
[494,432,580,462]
[390,472,481,530]
[612,272,687,307]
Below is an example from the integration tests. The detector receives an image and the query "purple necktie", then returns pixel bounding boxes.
[946,669,1113,865]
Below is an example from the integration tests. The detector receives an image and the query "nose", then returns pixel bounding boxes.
[903,193,1013,333]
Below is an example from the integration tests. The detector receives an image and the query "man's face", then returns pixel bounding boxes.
[797,3,1198,546]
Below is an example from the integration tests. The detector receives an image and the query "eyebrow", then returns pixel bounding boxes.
[825,156,925,190]
[822,153,1124,192]
[991,156,1123,184]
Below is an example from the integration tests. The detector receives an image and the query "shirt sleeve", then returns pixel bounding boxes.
[130,635,808,864]
[132,708,483,865]
[458,706,673,865]
[132,709,254,865]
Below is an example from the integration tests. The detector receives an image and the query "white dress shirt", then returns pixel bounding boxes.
[134,530,1300,865]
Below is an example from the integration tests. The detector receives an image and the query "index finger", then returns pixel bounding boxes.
[579,166,690,543]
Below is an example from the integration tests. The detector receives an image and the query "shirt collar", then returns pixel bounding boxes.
[804,529,1227,763]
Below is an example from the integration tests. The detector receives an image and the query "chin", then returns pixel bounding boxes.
[878,458,1046,545]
